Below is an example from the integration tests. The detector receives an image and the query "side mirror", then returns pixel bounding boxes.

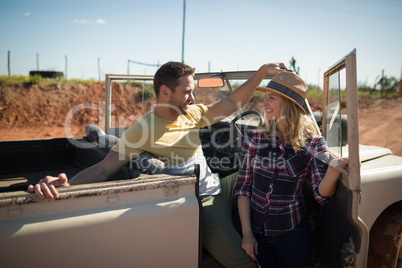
[198,78,224,88]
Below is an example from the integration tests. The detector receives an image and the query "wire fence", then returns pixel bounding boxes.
[2,51,162,81]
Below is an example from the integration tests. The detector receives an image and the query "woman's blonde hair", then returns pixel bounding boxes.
[259,96,317,152]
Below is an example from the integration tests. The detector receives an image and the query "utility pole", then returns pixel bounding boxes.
[399,61,402,99]
[380,69,384,96]
[36,53,39,70]
[181,0,186,63]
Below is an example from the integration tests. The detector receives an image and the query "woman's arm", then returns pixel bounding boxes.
[318,157,349,197]
[238,195,258,261]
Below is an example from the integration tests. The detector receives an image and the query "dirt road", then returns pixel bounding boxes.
[358,97,402,156]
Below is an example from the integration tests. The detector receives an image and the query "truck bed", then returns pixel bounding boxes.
[0,137,138,192]
[0,174,201,267]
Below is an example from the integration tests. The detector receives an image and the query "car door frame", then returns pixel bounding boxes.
[321,49,369,267]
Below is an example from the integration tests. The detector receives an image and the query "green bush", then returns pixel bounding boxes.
[137,83,155,99]
[307,84,323,98]
[0,75,98,86]
[0,75,31,86]
[27,74,43,85]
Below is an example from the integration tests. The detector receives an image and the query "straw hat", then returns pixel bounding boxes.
[256,71,308,113]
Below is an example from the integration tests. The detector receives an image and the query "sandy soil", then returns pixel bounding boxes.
[0,82,401,156]
[357,97,402,156]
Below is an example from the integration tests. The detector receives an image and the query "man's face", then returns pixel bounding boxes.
[168,75,195,115]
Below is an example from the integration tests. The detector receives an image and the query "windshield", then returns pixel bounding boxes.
[194,78,267,123]
[325,70,345,157]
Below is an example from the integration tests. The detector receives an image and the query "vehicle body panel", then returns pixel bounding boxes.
[0,175,200,268]
[360,154,402,230]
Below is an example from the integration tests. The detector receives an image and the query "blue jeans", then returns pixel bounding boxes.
[254,218,312,268]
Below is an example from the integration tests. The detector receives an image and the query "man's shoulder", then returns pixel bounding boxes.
[131,111,154,125]
[185,104,209,126]
[123,112,153,133]
[188,103,208,114]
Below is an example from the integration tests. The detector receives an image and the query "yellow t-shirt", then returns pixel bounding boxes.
[111,104,221,196]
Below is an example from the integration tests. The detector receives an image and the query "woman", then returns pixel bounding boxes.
[234,71,349,268]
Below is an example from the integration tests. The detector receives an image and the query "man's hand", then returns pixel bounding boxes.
[206,62,288,125]
[260,62,288,75]
[28,173,70,201]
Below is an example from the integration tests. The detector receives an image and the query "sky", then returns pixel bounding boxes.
[0,0,401,87]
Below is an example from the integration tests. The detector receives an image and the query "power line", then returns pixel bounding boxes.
[127,59,160,74]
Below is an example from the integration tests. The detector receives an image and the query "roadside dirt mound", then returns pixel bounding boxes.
[0,82,401,156]
[0,82,154,138]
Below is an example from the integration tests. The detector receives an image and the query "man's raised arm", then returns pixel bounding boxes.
[206,63,287,125]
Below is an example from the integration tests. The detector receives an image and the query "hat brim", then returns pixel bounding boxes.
[256,86,307,114]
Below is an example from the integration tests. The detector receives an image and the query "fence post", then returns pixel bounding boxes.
[65,55,68,78]
[98,57,100,81]
[7,50,10,76]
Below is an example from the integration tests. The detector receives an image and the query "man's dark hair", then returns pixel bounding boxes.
[153,61,195,97]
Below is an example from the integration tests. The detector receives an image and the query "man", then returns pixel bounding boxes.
[29,61,287,267]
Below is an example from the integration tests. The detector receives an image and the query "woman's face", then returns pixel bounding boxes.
[263,89,283,121]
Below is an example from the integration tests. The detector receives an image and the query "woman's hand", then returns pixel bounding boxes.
[319,157,353,197]
[329,157,350,176]
[241,233,259,261]
[28,173,70,201]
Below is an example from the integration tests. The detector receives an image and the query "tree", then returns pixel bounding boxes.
[371,70,399,97]
[289,57,300,74]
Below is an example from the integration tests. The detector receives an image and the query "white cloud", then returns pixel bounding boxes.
[74,19,93,24]
[73,19,107,24]
[96,18,107,24]
[23,12,30,17]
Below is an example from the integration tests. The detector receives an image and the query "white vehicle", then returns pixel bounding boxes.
[0,49,401,267]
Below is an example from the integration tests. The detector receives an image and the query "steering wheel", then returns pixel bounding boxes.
[211,110,263,175]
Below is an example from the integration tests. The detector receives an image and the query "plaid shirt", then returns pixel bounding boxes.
[234,129,329,236]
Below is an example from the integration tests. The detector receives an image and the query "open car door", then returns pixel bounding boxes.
[321,49,369,267]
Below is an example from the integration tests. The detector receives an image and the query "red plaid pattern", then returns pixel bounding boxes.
[234,130,329,235]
